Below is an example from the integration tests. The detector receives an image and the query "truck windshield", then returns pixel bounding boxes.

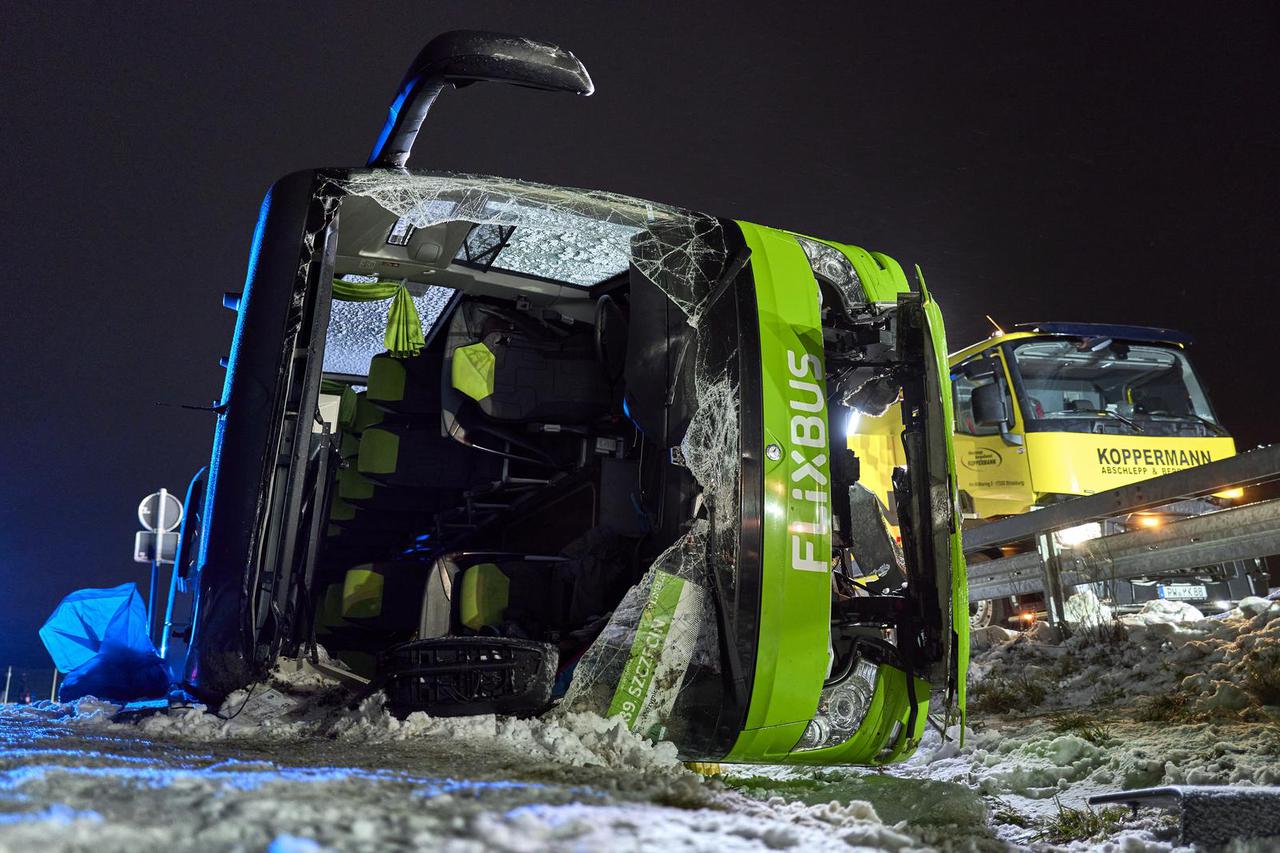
[1011,339,1222,436]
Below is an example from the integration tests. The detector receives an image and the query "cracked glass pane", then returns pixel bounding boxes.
[323,284,454,376]
[453,209,642,286]
[337,171,725,322]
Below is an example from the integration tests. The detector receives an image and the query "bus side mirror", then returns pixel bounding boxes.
[368,30,594,168]
[971,381,1009,427]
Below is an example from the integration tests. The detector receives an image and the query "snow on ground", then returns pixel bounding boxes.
[4,599,1280,851]
[0,653,923,852]
[729,595,1280,850]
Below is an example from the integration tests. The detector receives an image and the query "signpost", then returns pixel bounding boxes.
[134,489,182,643]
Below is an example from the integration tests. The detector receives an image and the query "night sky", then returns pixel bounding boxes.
[1,3,1276,667]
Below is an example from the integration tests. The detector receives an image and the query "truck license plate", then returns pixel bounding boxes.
[1158,583,1207,601]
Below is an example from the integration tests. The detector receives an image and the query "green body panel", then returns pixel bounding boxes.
[790,233,909,303]
[919,275,969,721]
[723,221,833,762]
[723,222,958,765]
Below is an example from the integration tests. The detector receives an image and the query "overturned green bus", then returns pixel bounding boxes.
[167,31,967,765]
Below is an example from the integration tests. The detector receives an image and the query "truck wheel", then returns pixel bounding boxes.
[970,599,995,630]
[970,598,1016,630]
[965,549,1009,630]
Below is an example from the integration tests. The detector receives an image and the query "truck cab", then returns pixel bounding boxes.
[949,322,1264,618]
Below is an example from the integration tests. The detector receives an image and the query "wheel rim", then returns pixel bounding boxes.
[969,599,994,630]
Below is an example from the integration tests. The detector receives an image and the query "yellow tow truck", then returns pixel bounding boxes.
[850,321,1267,626]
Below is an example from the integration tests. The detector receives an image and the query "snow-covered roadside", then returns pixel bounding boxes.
[729,596,1280,850]
[0,653,924,852]
[5,597,1280,851]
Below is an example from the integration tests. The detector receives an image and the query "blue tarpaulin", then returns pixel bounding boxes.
[39,582,171,702]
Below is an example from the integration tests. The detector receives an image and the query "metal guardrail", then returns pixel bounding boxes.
[967,497,1280,604]
[960,443,1280,621]
[1063,497,1280,580]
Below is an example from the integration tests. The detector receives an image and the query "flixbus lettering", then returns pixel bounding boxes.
[787,348,830,573]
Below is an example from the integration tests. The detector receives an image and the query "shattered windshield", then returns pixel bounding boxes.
[451,210,642,286]
[1012,339,1221,435]
[337,170,723,320]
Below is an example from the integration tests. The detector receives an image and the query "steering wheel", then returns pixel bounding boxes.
[594,294,627,384]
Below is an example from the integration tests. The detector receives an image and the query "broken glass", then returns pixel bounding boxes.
[562,371,742,751]
[335,170,744,750]
[336,171,726,324]
[323,276,453,376]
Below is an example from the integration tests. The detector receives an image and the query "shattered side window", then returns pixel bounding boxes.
[334,169,744,749]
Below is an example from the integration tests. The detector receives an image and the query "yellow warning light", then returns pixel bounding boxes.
[1138,515,1162,528]
[1213,487,1245,501]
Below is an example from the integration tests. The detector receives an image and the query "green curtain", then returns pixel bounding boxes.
[331,279,425,358]
[319,378,349,395]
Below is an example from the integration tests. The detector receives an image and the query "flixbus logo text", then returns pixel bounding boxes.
[786,348,831,573]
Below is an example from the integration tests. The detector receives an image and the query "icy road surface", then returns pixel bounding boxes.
[4,595,1280,851]
[0,698,947,852]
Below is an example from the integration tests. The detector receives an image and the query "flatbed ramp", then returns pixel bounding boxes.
[1089,785,1280,846]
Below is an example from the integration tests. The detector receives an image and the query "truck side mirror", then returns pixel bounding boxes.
[971,381,1008,426]
[971,379,1025,447]
[368,30,594,168]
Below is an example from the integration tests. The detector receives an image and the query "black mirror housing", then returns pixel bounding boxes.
[419,30,593,93]
[369,30,594,169]
[971,381,1009,427]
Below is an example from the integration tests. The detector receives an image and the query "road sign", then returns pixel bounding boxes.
[135,488,185,640]
[138,490,183,532]
[134,531,179,564]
